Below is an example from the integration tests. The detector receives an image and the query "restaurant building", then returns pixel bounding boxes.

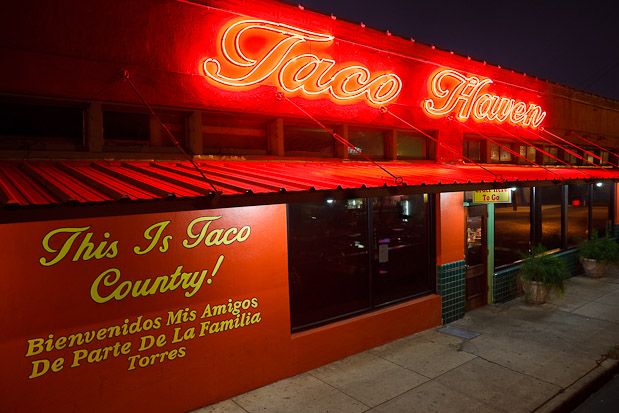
[1,0,618,411]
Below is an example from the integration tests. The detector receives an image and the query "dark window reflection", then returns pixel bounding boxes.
[592,183,610,236]
[540,186,562,250]
[463,139,481,162]
[103,111,149,142]
[500,144,512,162]
[288,199,370,329]
[397,133,426,159]
[372,195,431,305]
[567,184,589,246]
[495,188,530,267]
[466,216,483,266]
[526,146,536,162]
[348,130,384,157]
[0,102,84,141]
[288,194,432,331]
[284,125,334,155]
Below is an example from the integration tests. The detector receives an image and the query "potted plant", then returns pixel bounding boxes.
[519,245,568,305]
[579,232,619,278]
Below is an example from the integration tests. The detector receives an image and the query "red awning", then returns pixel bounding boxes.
[1,159,617,208]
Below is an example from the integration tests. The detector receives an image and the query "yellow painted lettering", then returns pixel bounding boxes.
[39,226,90,266]
[133,221,171,255]
[182,216,222,249]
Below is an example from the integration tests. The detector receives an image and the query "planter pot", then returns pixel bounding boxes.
[522,281,550,305]
[582,258,607,278]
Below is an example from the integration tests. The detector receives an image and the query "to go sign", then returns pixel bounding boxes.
[472,189,512,203]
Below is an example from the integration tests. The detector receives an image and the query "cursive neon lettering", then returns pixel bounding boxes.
[424,69,546,128]
[203,19,402,105]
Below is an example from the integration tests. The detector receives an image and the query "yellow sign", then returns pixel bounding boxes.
[473,189,512,203]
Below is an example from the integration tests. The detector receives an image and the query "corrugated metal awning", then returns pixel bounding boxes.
[1,159,617,208]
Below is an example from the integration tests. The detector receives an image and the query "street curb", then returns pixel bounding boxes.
[534,358,619,413]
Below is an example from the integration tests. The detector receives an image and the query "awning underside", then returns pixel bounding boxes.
[1,160,617,207]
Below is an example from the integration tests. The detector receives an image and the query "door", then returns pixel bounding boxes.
[465,205,488,311]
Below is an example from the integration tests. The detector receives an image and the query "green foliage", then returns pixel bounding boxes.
[579,232,619,263]
[519,245,568,297]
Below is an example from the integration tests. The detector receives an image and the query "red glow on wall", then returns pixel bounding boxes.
[423,68,546,128]
[202,19,402,106]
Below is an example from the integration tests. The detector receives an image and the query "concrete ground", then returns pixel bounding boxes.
[194,270,619,413]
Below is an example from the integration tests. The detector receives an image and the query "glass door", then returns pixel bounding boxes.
[465,205,488,311]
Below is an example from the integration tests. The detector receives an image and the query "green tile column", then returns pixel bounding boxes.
[437,260,466,324]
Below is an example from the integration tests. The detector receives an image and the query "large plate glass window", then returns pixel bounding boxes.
[288,198,370,329]
[567,184,589,246]
[372,195,431,305]
[592,182,611,236]
[288,194,433,331]
[495,188,531,267]
[540,186,562,250]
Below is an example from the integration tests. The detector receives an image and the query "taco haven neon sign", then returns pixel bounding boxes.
[202,19,545,127]
[424,69,546,128]
[202,19,402,105]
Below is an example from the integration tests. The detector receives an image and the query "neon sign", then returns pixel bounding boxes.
[423,69,546,128]
[203,19,402,106]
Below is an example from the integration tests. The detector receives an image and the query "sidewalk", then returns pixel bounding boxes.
[195,270,619,413]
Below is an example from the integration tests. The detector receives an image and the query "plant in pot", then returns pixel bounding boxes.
[579,231,619,278]
[519,245,568,305]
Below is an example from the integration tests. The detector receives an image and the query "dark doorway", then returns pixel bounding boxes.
[465,205,488,311]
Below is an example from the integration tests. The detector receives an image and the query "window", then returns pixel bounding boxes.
[490,142,500,162]
[397,132,427,159]
[493,182,615,267]
[494,187,531,267]
[153,111,188,148]
[463,139,481,162]
[372,195,431,305]
[348,130,384,157]
[103,111,150,144]
[539,186,562,250]
[585,149,595,165]
[592,182,611,236]
[543,146,559,165]
[600,151,609,166]
[288,199,370,329]
[500,144,513,162]
[284,125,334,156]
[567,184,589,246]
[103,108,189,150]
[288,194,433,331]
[526,146,536,162]
[0,101,84,150]
[565,148,581,165]
[490,142,513,163]
[203,112,267,155]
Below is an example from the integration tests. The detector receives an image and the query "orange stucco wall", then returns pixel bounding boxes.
[0,205,441,412]
[290,295,441,374]
[436,192,466,265]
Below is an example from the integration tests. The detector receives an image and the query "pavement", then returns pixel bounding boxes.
[194,269,619,413]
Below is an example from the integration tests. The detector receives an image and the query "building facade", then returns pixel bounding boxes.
[1,0,618,411]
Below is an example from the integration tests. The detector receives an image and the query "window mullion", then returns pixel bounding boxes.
[367,197,375,309]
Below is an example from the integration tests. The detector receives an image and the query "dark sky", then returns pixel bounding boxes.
[281,0,619,101]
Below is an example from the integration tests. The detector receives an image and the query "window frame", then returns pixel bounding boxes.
[287,194,436,332]
[494,182,615,270]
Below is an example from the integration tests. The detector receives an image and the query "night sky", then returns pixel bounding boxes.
[282,0,619,101]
